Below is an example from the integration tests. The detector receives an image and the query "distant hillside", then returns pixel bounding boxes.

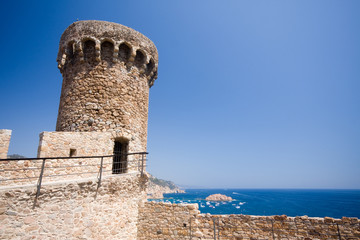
[7,154,26,159]
[147,174,184,199]
[149,175,178,190]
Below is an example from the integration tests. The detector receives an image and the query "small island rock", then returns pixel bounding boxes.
[205,194,233,201]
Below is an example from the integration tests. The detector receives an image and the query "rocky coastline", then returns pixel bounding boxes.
[146,174,185,199]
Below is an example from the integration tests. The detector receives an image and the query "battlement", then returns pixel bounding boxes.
[57,20,158,86]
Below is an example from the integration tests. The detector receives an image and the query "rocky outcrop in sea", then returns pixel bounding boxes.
[205,194,233,201]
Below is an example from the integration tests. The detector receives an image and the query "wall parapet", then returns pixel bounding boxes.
[138,201,360,239]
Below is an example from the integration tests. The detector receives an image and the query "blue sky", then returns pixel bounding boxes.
[0,1,359,189]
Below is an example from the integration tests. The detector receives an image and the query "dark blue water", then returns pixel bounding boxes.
[149,189,360,219]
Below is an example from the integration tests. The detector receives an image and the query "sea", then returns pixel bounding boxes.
[149,189,360,219]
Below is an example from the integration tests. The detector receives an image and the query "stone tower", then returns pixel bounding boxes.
[56,20,158,153]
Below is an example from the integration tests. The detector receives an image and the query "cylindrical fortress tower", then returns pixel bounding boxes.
[56,20,158,153]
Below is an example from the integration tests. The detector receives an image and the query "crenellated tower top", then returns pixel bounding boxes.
[57,20,158,86]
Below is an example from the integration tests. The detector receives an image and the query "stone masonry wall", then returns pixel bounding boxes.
[138,202,198,239]
[56,21,159,154]
[0,129,11,159]
[0,173,147,240]
[56,57,150,153]
[138,202,360,239]
[37,131,113,158]
[1,131,145,187]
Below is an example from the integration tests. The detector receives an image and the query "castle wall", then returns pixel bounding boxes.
[37,131,113,158]
[0,173,147,240]
[138,202,360,239]
[1,131,144,187]
[138,202,198,239]
[0,129,11,159]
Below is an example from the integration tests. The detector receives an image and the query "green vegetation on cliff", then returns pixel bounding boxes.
[7,154,26,159]
[148,174,178,190]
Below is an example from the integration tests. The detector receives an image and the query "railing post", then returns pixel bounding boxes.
[337,223,342,240]
[97,157,104,189]
[217,217,220,240]
[271,219,275,240]
[137,154,140,172]
[213,217,217,240]
[294,218,299,238]
[189,217,192,240]
[33,159,46,208]
[141,153,145,177]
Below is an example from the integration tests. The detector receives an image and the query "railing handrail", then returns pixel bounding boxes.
[0,152,148,162]
[1,152,149,208]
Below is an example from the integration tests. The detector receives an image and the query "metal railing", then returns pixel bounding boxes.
[0,152,147,207]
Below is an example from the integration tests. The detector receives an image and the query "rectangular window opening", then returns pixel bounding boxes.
[69,148,77,157]
[112,140,128,174]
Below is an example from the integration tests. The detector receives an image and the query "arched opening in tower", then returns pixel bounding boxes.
[83,40,96,61]
[66,42,75,64]
[118,43,130,62]
[101,41,114,62]
[146,58,155,74]
[135,50,145,68]
[112,139,129,174]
